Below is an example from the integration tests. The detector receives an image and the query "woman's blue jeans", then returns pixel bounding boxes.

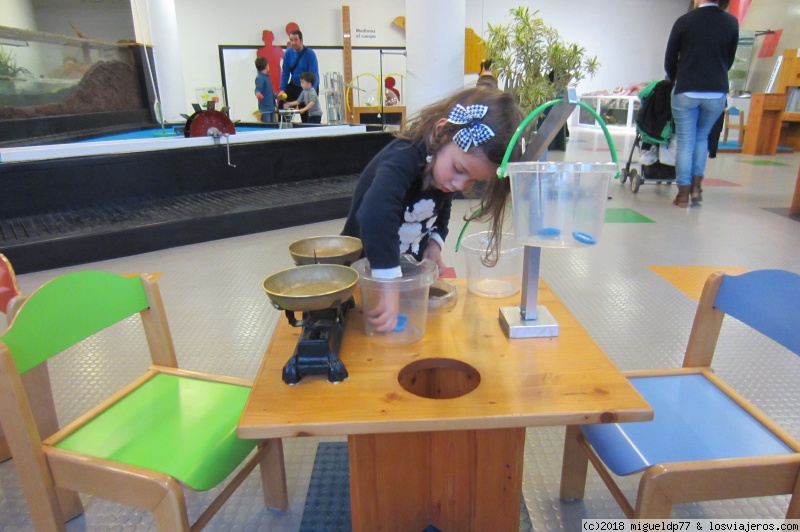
[671,92,727,186]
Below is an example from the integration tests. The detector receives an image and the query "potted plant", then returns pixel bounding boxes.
[482,7,599,149]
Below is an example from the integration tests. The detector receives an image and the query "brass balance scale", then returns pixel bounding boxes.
[262,235,458,385]
[262,236,363,385]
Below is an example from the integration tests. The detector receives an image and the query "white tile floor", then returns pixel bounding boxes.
[1,127,799,530]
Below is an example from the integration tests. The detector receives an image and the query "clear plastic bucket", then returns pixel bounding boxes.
[507,162,617,248]
[351,255,438,345]
[460,232,523,298]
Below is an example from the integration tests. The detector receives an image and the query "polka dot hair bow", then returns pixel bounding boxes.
[446,103,495,152]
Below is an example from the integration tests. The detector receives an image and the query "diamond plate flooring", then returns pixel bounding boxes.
[1,128,799,530]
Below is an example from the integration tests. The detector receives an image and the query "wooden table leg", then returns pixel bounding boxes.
[348,427,526,532]
[791,164,800,215]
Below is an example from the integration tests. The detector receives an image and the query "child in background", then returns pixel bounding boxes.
[342,86,524,332]
[254,57,275,123]
[282,72,323,124]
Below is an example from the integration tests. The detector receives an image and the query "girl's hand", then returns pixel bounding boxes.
[365,287,400,333]
[423,240,447,276]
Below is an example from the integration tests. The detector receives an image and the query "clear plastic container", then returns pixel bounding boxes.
[351,255,438,345]
[461,231,523,298]
[507,161,617,248]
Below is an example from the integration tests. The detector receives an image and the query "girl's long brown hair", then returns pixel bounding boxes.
[398,87,524,265]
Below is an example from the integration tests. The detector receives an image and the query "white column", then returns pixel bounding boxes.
[0,0,36,30]
[130,0,187,122]
[405,0,466,118]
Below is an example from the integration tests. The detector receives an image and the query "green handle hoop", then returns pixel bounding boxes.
[455,97,620,252]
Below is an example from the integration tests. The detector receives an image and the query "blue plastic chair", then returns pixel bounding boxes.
[560,269,800,518]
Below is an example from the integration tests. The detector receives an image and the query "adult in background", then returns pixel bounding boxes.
[279,29,319,124]
[664,0,738,207]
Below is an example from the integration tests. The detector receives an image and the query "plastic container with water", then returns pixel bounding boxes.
[351,255,438,345]
[507,161,617,248]
[461,231,523,298]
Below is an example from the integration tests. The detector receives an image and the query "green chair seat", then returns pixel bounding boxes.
[55,373,256,491]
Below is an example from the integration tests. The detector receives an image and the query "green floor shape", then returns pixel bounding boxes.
[604,208,654,223]
[736,159,790,166]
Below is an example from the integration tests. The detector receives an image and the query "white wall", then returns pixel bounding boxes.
[0,0,37,30]
[174,0,405,119]
[4,0,694,120]
[465,0,688,95]
[169,0,687,120]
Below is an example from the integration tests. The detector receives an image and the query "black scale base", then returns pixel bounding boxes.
[282,298,354,385]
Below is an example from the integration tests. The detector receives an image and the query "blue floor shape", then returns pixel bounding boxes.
[299,442,534,531]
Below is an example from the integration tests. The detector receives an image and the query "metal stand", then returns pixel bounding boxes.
[278,109,298,129]
[499,88,580,339]
[322,72,345,124]
[499,246,559,338]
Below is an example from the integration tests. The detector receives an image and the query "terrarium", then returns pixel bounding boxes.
[0,25,155,146]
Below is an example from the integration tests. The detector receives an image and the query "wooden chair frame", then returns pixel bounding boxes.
[723,107,746,146]
[0,272,288,531]
[1,253,56,465]
[560,271,800,519]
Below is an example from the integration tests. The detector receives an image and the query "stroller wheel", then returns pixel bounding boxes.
[631,169,641,193]
[619,168,628,184]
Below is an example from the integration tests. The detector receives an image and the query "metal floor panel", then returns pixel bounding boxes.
[1,128,799,530]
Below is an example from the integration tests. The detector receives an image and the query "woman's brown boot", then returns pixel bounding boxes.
[673,185,690,208]
[690,176,703,204]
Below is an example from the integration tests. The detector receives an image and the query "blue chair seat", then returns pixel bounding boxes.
[581,373,794,476]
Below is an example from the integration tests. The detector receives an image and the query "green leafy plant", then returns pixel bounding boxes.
[728,69,748,80]
[482,6,599,115]
[0,47,33,79]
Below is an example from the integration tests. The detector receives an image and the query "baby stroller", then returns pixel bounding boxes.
[619,79,676,192]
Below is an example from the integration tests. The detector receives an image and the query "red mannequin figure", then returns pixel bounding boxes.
[384,76,400,105]
[257,30,284,94]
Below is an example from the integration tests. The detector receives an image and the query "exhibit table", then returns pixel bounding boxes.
[239,279,652,531]
[351,105,406,128]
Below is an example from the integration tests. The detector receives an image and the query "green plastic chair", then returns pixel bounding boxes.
[0,271,287,531]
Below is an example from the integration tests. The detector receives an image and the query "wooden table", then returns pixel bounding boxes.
[239,279,652,531]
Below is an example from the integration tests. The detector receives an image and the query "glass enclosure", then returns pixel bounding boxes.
[730,30,755,96]
[0,25,154,146]
[578,95,639,129]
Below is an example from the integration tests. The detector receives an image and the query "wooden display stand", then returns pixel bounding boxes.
[742,92,785,155]
[791,164,800,215]
[778,48,800,151]
[743,48,800,155]
[352,106,406,129]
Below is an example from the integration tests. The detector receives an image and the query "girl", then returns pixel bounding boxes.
[342,86,523,332]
